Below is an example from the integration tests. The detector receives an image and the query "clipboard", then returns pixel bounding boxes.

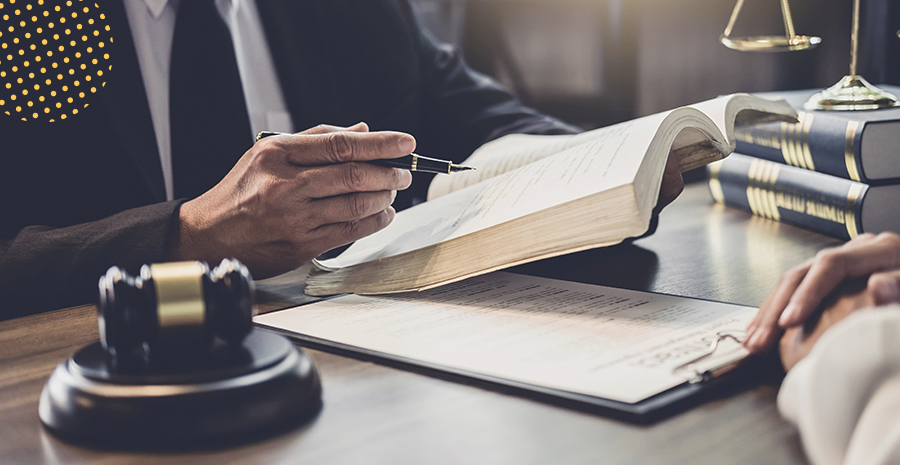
[258,323,755,424]
[256,268,764,426]
[255,296,758,424]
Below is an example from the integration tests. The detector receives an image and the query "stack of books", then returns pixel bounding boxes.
[707,86,900,240]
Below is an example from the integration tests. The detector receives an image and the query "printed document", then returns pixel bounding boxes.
[256,272,755,404]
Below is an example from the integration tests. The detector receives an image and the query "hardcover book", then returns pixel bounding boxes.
[708,153,900,240]
[733,85,900,183]
[304,94,795,296]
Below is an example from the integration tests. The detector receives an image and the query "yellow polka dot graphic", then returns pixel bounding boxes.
[0,0,111,122]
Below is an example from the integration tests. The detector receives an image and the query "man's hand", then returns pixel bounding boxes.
[168,122,413,278]
[654,151,685,214]
[745,232,900,355]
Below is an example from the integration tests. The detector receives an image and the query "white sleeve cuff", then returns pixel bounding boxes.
[777,306,900,465]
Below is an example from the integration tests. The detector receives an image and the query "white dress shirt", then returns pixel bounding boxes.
[122,0,293,200]
[778,306,900,465]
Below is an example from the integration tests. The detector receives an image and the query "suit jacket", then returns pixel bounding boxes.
[0,0,578,318]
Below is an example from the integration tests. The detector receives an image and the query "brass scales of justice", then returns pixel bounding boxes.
[721,0,898,111]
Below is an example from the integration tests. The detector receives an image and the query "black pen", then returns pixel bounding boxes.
[256,131,475,174]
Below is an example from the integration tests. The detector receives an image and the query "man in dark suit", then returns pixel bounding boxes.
[0,0,682,318]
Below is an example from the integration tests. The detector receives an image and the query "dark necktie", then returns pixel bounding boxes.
[169,0,253,200]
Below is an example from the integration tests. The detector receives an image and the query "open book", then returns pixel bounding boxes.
[305,94,796,296]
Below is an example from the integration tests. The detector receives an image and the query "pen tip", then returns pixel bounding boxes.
[450,165,476,172]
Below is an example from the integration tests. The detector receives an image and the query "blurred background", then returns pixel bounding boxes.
[410,0,900,129]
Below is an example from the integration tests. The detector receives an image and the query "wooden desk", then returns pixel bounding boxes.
[0,183,839,464]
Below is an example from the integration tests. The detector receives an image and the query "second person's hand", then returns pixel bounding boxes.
[745,232,900,354]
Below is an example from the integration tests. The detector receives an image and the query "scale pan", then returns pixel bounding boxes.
[720,35,821,52]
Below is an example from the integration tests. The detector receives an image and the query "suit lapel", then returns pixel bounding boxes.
[100,0,166,202]
[255,0,344,131]
[255,0,420,134]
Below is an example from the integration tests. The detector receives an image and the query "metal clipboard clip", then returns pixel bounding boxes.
[672,330,747,384]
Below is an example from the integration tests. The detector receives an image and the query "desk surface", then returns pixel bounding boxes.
[0,183,840,464]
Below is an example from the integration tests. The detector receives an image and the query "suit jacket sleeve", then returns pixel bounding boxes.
[0,202,182,319]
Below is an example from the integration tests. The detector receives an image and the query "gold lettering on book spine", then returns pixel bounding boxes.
[844,121,862,182]
[741,156,858,235]
[747,159,781,220]
[800,113,815,170]
[747,159,761,216]
[844,183,864,239]
[778,113,815,170]
[780,121,799,167]
[791,113,805,169]
[805,201,844,224]
[764,163,781,221]
[780,112,815,170]
[753,161,765,217]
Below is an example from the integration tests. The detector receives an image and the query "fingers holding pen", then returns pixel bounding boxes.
[267,127,412,250]
[306,190,398,225]
[298,122,370,135]
[175,122,416,278]
[249,127,413,199]
[308,207,397,252]
[296,163,411,199]
[257,128,416,166]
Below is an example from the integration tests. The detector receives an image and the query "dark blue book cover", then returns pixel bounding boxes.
[708,153,869,240]
[733,86,900,183]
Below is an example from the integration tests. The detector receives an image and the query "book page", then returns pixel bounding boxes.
[428,94,756,201]
[427,95,795,201]
[257,272,755,404]
[427,128,615,200]
[318,113,665,270]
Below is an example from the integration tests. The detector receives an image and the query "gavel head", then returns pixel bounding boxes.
[97,258,256,369]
